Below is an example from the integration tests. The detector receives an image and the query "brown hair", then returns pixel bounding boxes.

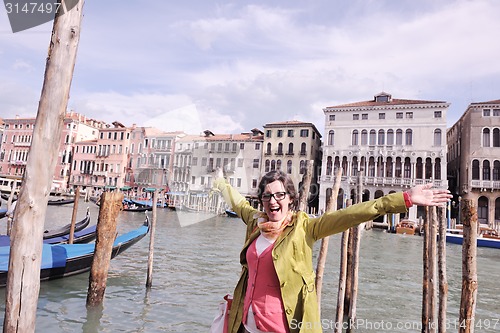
[257,170,298,210]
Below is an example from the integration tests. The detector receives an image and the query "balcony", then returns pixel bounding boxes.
[470,180,500,191]
[93,171,108,177]
[13,142,31,147]
[319,175,441,188]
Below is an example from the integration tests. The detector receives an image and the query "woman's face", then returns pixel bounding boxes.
[262,180,291,222]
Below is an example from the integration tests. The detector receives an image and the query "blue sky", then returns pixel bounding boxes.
[1,0,499,135]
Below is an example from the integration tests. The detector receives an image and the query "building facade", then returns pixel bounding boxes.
[0,112,104,192]
[447,100,500,229]
[320,92,449,222]
[262,121,322,213]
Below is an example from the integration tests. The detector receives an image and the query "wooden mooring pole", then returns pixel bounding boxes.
[298,160,314,212]
[316,167,342,314]
[437,206,448,333]
[459,199,478,333]
[423,206,438,333]
[146,190,158,288]
[335,199,352,333]
[86,192,123,307]
[69,186,80,244]
[3,1,84,331]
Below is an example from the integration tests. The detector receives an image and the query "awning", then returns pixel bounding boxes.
[120,186,132,191]
[144,187,158,192]
[105,185,116,190]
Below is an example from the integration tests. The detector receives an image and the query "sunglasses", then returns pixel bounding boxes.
[261,192,288,202]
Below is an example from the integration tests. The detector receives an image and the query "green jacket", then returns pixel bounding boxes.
[216,181,407,333]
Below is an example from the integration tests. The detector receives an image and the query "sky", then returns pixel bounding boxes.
[1,0,500,136]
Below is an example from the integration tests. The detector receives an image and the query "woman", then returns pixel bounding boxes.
[213,170,451,333]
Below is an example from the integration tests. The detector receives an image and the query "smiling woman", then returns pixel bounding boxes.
[212,169,451,333]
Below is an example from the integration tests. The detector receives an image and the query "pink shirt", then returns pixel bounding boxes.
[243,237,289,333]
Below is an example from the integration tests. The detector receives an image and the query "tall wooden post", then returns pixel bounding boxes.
[422,207,430,333]
[335,199,352,333]
[86,192,123,307]
[459,200,478,333]
[298,160,314,212]
[316,167,342,313]
[3,2,84,332]
[69,186,80,244]
[437,206,448,333]
[146,190,158,288]
[6,190,16,236]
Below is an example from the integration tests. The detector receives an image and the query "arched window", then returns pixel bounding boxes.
[288,143,294,155]
[404,158,411,178]
[478,196,489,224]
[368,157,375,177]
[495,197,500,222]
[300,143,307,155]
[416,157,423,179]
[352,156,358,176]
[266,142,271,154]
[277,143,283,155]
[276,159,282,170]
[287,160,292,174]
[265,159,270,172]
[341,157,348,176]
[425,158,432,179]
[434,158,441,180]
[385,157,393,177]
[493,128,500,147]
[483,160,491,180]
[328,130,334,145]
[352,130,359,145]
[494,160,500,181]
[405,129,413,145]
[299,160,306,174]
[472,159,480,180]
[434,129,442,146]
[334,156,341,170]
[369,130,376,145]
[271,160,276,171]
[326,156,333,176]
[387,129,394,145]
[361,130,368,145]
[395,129,403,145]
[483,128,490,147]
[378,129,385,145]
[395,157,402,178]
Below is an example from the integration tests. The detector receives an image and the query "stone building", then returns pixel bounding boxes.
[320,92,449,223]
[262,120,322,213]
[447,99,500,229]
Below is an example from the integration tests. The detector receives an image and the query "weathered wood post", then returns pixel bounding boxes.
[335,199,352,333]
[146,190,158,288]
[3,2,84,332]
[316,167,342,313]
[429,206,438,333]
[422,207,430,332]
[437,206,448,333]
[298,160,314,212]
[459,199,478,333]
[346,170,363,332]
[86,192,123,307]
[422,206,438,333]
[69,186,80,244]
[6,189,16,236]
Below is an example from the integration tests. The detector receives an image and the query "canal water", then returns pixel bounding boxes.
[0,202,499,332]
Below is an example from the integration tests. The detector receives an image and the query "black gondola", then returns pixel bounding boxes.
[0,213,150,287]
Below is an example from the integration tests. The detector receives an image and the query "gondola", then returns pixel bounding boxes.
[47,198,75,206]
[0,213,150,287]
[91,197,152,212]
[0,209,93,246]
[42,208,91,239]
[225,209,238,218]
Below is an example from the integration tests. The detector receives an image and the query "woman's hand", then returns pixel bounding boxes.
[407,183,452,206]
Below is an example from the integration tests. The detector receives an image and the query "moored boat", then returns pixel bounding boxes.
[446,225,500,249]
[0,214,150,287]
[225,209,238,218]
[396,220,417,235]
[47,198,75,206]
